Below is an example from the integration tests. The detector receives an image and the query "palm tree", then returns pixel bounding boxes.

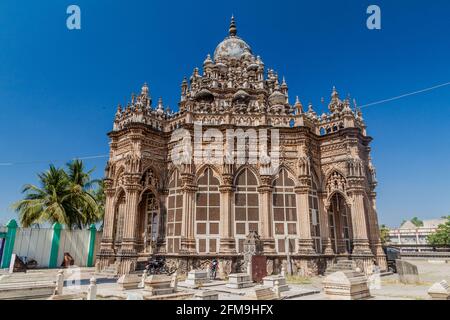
[92,179,105,230]
[13,160,104,229]
[13,165,73,227]
[65,160,101,228]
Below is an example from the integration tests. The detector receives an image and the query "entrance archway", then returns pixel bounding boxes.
[328,193,352,254]
[139,190,160,254]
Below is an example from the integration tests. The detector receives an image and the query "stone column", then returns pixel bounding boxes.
[258,175,275,254]
[219,173,236,253]
[368,192,387,270]
[295,178,315,255]
[348,188,372,255]
[180,172,196,253]
[156,189,168,254]
[98,179,116,269]
[318,191,334,255]
[118,175,142,274]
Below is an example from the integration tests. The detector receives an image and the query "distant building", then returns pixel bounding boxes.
[388,219,446,245]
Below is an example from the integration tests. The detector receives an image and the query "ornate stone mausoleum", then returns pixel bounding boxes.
[98,18,387,276]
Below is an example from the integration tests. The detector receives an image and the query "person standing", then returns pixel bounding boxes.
[210,258,218,280]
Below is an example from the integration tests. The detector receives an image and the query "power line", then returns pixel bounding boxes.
[0,155,109,167]
[359,81,450,108]
[2,81,449,167]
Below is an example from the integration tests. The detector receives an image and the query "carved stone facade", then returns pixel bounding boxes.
[98,18,386,275]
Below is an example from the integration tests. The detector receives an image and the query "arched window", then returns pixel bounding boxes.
[309,180,321,253]
[195,168,220,253]
[167,170,182,253]
[140,191,159,253]
[113,191,126,251]
[272,170,297,253]
[234,168,259,253]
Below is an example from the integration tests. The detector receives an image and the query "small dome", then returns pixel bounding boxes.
[203,54,213,66]
[268,90,286,106]
[247,63,259,71]
[195,89,214,102]
[233,90,250,101]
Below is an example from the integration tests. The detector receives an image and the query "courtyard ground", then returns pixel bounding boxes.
[1,259,449,300]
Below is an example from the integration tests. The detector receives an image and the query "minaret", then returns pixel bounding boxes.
[156,97,164,115]
[181,77,188,101]
[328,86,340,113]
[281,76,288,102]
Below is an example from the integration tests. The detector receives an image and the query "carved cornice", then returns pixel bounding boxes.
[219,185,235,193]
[294,185,309,194]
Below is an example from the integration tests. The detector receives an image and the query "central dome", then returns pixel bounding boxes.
[214,37,252,60]
[213,16,252,61]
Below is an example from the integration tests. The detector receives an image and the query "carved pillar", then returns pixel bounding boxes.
[180,172,196,253]
[318,191,334,255]
[219,173,236,253]
[118,174,142,274]
[98,179,116,268]
[258,175,275,254]
[156,189,168,254]
[295,177,315,254]
[368,191,387,270]
[348,188,372,255]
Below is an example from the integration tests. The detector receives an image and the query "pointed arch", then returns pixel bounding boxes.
[327,192,353,254]
[113,186,126,207]
[114,165,126,187]
[112,187,126,251]
[195,164,223,185]
[310,165,323,191]
[167,163,182,186]
[325,190,352,209]
[271,164,297,186]
[233,165,261,186]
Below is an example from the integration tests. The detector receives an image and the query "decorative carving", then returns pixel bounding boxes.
[326,171,347,195]
[99,17,384,277]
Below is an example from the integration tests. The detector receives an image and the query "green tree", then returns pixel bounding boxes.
[92,179,105,230]
[427,216,450,246]
[379,224,390,245]
[12,160,103,229]
[410,216,423,227]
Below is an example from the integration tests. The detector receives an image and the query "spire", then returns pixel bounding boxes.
[294,96,303,114]
[203,53,213,66]
[156,97,164,114]
[229,15,237,36]
[331,86,339,101]
[116,103,122,116]
[141,82,149,97]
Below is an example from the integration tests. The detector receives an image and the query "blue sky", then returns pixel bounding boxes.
[0,0,449,227]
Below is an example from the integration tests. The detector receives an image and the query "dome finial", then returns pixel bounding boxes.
[229,15,237,36]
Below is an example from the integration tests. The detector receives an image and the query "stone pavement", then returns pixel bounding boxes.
[2,259,449,300]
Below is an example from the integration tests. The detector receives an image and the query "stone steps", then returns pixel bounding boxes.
[325,260,357,276]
